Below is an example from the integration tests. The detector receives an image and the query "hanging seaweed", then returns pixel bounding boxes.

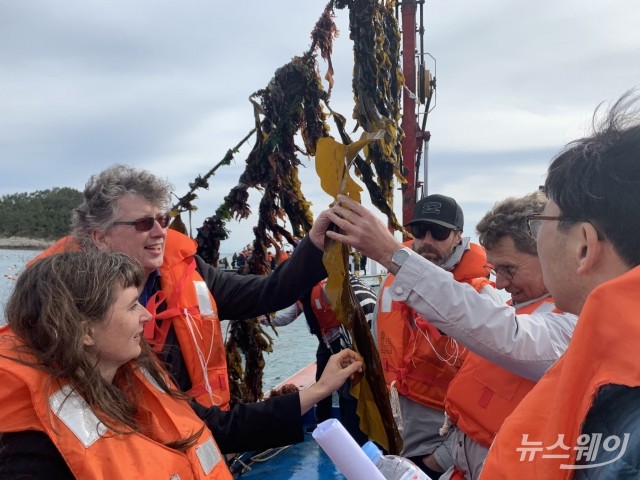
[311,0,405,453]
[203,6,340,404]
[315,130,403,453]
[170,1,408,425]
[345,0,405,232]
[168,129,256,258]
[225,315,274,404]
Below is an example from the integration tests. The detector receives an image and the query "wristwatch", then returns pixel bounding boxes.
[389,247,411,275]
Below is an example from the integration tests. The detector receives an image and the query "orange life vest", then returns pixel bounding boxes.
[35,230,230,409]
[309,279,341,334]
[480,266,640,479]
[0,330,232,480]
[376,242,491,410]
[444,296,557,448]
[276,250,290,265]
[28,235,80,265]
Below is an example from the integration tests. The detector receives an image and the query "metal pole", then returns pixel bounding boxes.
[401,0,417,226]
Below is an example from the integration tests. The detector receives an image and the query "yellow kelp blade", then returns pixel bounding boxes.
[322,237,403,454]
[317,130,401,452]
[345,130,384,162]
[315,131,383,201]
[315,136,363,201]
[317,130,400,452]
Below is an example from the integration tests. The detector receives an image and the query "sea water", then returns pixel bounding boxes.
[0,248,317,389]
[0,249,39,323]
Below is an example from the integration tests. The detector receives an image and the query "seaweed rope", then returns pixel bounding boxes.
[167,4,407,444]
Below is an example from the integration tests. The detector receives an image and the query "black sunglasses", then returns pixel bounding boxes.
[410,222,453,241]
[113,213,171,232]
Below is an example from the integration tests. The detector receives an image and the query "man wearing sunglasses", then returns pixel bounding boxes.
[372,194,500,479]
[33,163,358,456]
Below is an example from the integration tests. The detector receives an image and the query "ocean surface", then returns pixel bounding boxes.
[0,248,317,390]
[0,249,39,322]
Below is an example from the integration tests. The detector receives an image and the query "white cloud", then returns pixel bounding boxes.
[1,0,639,255]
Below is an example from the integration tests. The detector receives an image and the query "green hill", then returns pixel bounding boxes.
[0,188,83,240]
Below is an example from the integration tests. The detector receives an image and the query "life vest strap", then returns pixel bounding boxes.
[143,259,199,353]
[383,358,453,392]
[189,374,228,398]
[144,291,198,353]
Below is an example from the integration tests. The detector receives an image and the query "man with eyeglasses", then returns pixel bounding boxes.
[480,91,640,479]
[32,163,359,455]
[429,191,577,480]
[371,194,500,478]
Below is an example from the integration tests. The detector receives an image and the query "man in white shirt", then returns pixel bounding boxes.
[316,192,578,479]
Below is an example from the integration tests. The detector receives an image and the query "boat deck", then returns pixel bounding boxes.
[232,426,346,479]
[231,362,347,479]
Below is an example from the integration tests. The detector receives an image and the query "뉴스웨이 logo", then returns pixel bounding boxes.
[517,433,629,469]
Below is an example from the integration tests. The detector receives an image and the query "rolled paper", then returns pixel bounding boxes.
[312,418,385,480]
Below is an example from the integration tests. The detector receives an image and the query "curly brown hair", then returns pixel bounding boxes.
[476,191,547,256]
[4,251,201,451]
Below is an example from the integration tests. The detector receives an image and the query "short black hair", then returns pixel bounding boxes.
[545,88,640,267]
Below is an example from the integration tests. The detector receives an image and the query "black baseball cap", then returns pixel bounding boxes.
[405,194,464,230]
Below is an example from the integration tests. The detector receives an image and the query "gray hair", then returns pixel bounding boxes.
[476,190,547,256]
[72,164,173,240]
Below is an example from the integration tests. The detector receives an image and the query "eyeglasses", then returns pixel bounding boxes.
[113,213,171,232]
[410,222,454,241]
[526,214,581,238]
[486,264,518,281]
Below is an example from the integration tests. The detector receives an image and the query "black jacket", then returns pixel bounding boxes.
[155,235,325,450]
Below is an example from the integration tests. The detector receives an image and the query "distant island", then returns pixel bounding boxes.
[0,237,54,250]
[0,187,82,248]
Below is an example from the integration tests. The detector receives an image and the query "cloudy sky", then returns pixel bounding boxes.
[2,1,639,258]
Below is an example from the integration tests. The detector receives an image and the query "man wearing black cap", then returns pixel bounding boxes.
[404,194,465,267]
[372,194,499,478]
